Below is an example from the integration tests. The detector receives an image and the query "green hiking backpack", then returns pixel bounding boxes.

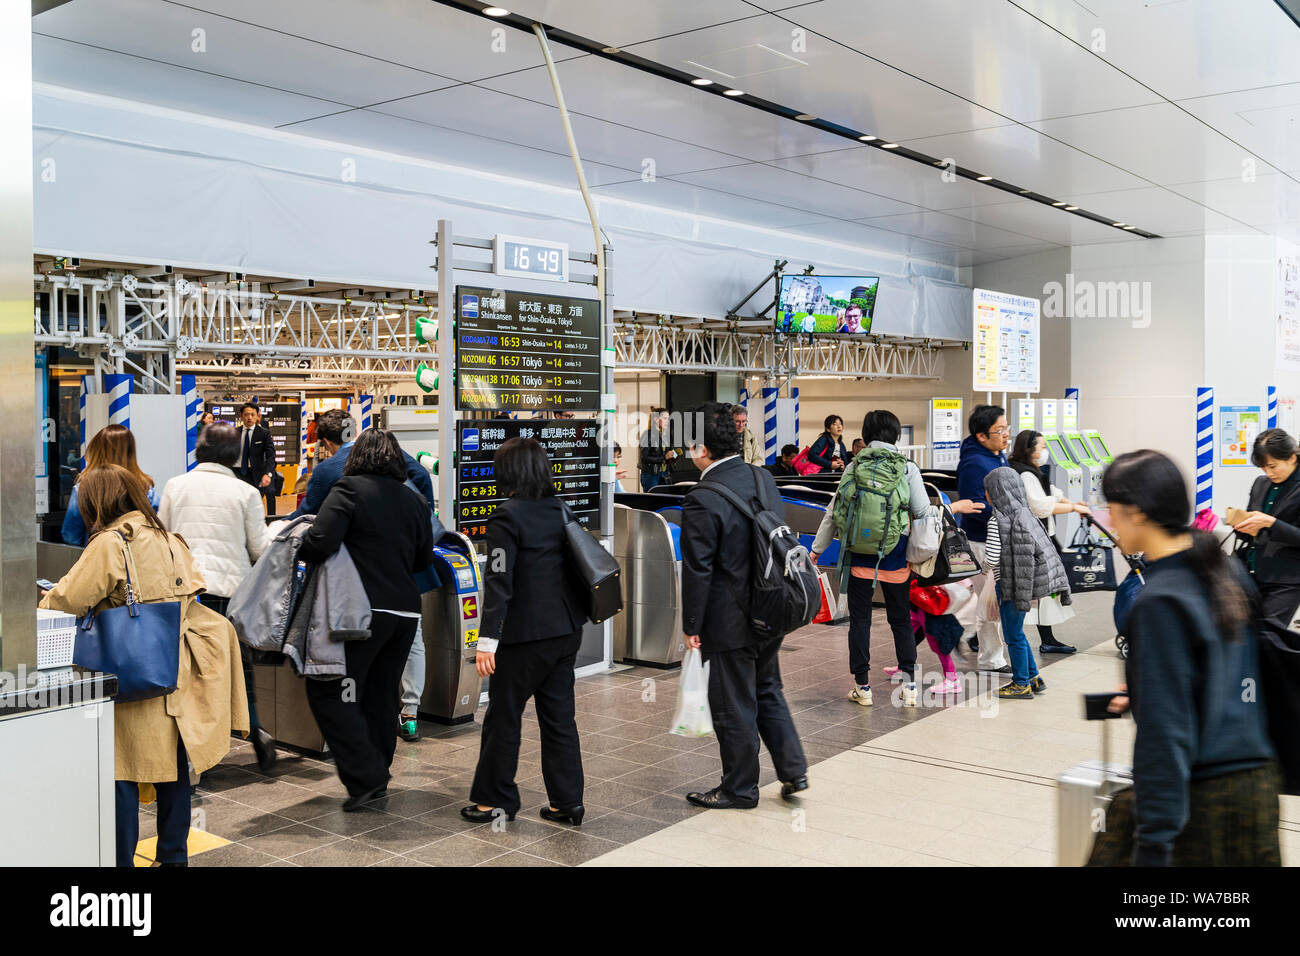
[832,447,911,560]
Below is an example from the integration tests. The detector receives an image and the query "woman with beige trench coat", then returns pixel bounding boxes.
[41,465,249,867]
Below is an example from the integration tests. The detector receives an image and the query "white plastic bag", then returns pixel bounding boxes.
[939,580,974,616]
[906,505,942,563]
[671,648,714,738]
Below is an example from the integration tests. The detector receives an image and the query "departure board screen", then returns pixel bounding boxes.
[454,285,601,412]
[455,420,600,540]
[207,401,300,466]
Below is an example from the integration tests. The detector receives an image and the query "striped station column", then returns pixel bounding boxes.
[1268,385,1278,428]
[762,387,778,464]
[181,374,199,471]
[359,394,373,431]
[78,375,92,469]
[792,386,800,446]
[104,373,132,429]
[1196,386,1214,512]
[300,395,308,452]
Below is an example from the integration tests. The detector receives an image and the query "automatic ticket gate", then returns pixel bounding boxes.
[1044,434,1084,548]
[419,531,484,724]
[613,496,685,668]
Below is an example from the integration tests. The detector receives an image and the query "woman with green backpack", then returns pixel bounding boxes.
[810,410,981,707]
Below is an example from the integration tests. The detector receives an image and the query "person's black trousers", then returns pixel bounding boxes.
[847,574,916,684]
[116,735,190,867]
[705,635,807,803]
[306,612,417,797]
[471,631,584,814]
[202,594,260,730]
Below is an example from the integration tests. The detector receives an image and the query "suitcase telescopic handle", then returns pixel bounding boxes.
[1084,693,1126,792]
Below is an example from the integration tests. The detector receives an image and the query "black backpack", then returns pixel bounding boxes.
[691,467,820,640]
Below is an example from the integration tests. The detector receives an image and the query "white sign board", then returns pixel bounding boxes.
[1276,239,1300,372]
[972,288,1041,394]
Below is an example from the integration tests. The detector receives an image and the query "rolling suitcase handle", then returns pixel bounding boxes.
[1083,692,1125,797]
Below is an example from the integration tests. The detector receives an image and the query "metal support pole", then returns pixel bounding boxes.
[436,219,456,521]
[601,244,615,670]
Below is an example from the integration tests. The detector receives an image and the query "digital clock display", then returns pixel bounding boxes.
[493,234,569,282]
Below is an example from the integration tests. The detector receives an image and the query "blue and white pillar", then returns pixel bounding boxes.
[78,375,92,469]
[104,373,132,429]
[762,387,778,465]
[1268,385,1278,428]
[1196,386,1214,512]
[181,374,199,471]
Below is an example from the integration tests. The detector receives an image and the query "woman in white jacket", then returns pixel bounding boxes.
[1007,430,1091,654]
[158,422,276,770]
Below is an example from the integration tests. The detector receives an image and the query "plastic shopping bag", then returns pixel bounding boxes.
[670,648,714,738]
[906,506,942,564]
[812,570,834,624]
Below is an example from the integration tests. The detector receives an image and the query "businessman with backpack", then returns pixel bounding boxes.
[680,402,811,810]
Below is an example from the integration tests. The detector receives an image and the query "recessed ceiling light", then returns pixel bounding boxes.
[1064,205,1079,211]
[1052,201,1067,207]
[858,135,877,141]
[977,175,993,181]
[483,6,509,16]
[724,89,744,96]
[794,113,817,121]
[881,143,899,149]
[602,46,621,54]
[1019,189,1030,194]
[1124,225,1136,230]
[690,78,713,86]
[1113,222,1126,227]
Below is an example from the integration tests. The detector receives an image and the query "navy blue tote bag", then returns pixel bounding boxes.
[72,531,183,703]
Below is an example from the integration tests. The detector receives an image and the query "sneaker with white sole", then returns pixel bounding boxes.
[900,683,917,707]
[930,677,964,696]
[849,685,873,706]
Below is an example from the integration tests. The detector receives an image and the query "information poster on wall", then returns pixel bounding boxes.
[455,285,601,413]
[455,420,600,539]
[928,398,962,470]
[972,288,1040,393]
[1276,240,1300,372]
[1219,405,1262,467]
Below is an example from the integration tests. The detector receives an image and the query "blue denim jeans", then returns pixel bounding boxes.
[996,582,1039,686]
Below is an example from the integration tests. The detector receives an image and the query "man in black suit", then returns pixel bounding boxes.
[679,402,808,810]
[234,402,276,514]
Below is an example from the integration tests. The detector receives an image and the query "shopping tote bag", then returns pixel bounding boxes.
[670,648,714,738]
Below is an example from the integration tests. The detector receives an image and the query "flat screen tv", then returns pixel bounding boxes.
[776,275,880,334]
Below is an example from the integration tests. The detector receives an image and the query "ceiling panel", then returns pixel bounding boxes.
[622,13,1014,142]
[34,34,345,127]
[503,0,764,49]
[478,55,853,161]
[950,194,1158,246]
[856,209,1051,250]
[588,177,844,229]
[1169,174,1300,228]
[1044,186,1249,237]
[1017,0,1300,102]
[374,85,747,176]
[785,0,1160,123]
[671,163,920,220]
[34,0,456,109]
[1030,103,1280,187]
[179,0,588,83]
[1179,83,1300,176]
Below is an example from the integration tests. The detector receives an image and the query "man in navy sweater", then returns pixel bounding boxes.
[955,405,1011,673]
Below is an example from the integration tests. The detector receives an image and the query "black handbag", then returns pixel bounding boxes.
[1062,520,1118,593]
[560,502,622,624]
[72,531,183,702]
[914,508,983,587]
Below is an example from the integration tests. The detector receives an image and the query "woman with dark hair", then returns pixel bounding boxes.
[1090,450,1280,866]
[463,437,588,826]
[297,428,435,810]
[807,414,848,473]
[41,464,249,866]
[62,423,160,546]
[1007,429,1091,654]
[1232,427,1300,794]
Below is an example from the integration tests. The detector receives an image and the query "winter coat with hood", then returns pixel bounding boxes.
[983,466,1072,612]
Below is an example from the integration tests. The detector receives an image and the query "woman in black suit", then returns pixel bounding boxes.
[1233,427,1300,794]
[298,428,435,811]
[463,437,588,826]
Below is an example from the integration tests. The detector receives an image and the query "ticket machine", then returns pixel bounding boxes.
[1044,434,1084,548]
[1083,429,1114,466]
[1064,431,1103,504]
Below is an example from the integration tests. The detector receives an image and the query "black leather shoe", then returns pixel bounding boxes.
[780,776,809,800]
[686,787,758,810]
[342,785,387,812]
[979,664,1013,674]
[539,805,585,826]
[251,727,278,773]
[460,805,516,823]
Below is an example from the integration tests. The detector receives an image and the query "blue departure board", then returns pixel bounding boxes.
[454,285,601,413]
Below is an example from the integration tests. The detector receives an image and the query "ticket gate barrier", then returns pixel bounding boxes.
[1083,429,1114,466]
[613,498,684,668]
[1044,434,1085,549]
[419,532,484,724]
[1064,432,1104,504]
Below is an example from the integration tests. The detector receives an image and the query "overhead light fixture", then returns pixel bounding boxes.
[881,143,899,149]
[690,78,713,86]
[601,46,620,54]
[858,135,877,141]
[1052,201,1067,207]
[977,175,993,182]
[723,89,744,96]
[482,6,509,16]
[1124,225,1136,230]
[1019,189,1030,194]
[1065,205,1079,211]
[794,113,816,121]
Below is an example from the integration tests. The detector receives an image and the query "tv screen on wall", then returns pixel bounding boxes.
[776,275,880,334]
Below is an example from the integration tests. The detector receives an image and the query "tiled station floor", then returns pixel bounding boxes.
[148,592,1300,867]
